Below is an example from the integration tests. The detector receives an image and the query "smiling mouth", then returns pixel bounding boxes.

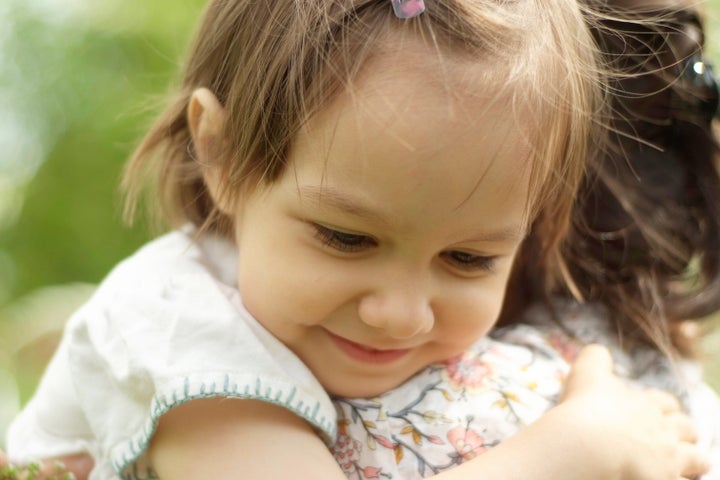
[326,331,411,364]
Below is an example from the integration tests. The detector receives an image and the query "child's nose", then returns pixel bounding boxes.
[357,287,435,339]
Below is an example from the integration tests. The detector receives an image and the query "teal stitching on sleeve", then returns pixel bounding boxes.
[286,386,297,406]
[113,376,337,480]
[312,401,320,420]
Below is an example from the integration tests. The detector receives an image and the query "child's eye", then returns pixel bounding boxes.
[440,250,497,273]
[313,224,377,253]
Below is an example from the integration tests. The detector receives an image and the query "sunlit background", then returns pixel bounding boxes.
[1,0,720,447]
[0,0,205,444]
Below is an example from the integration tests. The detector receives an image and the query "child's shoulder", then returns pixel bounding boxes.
[48,227,335,478]
[63,226,241,336]
[105,226,237,286]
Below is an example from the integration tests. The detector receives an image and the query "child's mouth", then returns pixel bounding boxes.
[325,330,411,364]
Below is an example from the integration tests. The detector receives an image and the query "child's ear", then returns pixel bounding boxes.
[187,87,235,216]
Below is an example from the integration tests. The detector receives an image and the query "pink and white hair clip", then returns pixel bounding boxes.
[391,0,425,19]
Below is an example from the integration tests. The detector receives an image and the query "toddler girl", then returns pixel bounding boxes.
[4,0,710,479]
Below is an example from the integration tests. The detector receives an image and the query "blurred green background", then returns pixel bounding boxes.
[1,0,720,447]
[0,0,205,443]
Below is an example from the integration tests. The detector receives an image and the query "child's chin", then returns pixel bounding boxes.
[326,371,421,399]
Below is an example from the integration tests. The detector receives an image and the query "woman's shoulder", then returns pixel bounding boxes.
[509,299,715,405]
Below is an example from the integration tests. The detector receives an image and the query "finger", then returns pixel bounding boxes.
[667,413,699,444]
[678,442,711,478]
[643,388,682,414]
[35,454,93,480]
[573,344,613,371]
[562,344,614,399]
[56,454,94,480]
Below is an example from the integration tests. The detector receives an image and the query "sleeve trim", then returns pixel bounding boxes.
[110,373,337,480]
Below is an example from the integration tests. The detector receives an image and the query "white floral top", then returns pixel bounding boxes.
[331,301,720,479]
[6,229,336,480]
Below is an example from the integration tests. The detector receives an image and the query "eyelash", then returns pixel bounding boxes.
[312,224,498,272]
[440,250,497,273]
[313,224,377,253]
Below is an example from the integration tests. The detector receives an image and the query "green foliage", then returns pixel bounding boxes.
[0,0,204,305]
[1,460,74,480]
[0,0,207,445]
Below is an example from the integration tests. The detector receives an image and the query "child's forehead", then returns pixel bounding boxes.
[354,33,505,99]
[310,37,519,143]
[282,32,562,228]
[288,43,535,220]
[303,44,528,152]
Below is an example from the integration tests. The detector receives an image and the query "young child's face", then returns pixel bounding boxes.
[229,39,533,397]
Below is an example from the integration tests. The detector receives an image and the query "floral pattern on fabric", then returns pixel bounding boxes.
[331,301,720,479]
[331,317,578,479]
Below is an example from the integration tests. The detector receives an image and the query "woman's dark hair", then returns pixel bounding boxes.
[501,5,720,357]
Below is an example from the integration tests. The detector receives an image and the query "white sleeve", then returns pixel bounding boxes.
[5,333,96,463]
[62,269,336,480]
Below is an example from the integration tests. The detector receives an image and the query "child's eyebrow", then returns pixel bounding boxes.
[460,225,527,244]
[296,185,526,243]
[296,185,393,227]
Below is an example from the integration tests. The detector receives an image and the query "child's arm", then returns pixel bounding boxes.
[149,345,708,480]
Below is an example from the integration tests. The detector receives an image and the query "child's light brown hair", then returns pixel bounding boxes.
[122,0,606,317]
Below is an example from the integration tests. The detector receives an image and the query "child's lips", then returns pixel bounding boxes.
[326,330,412,364]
